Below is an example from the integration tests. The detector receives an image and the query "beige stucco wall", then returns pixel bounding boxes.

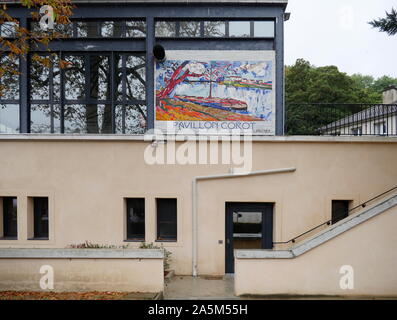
[235,204,397,297]
[0,258,164,292]
[0,137,396,276]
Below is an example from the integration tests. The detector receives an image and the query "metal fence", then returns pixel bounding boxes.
[285,103,397,136]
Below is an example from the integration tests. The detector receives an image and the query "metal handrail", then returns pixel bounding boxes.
[273,185,397,245]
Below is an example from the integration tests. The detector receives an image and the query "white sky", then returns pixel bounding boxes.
[285,0,397,78]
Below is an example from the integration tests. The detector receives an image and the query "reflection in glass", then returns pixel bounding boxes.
[30,59,50,100]
[30,104,61,133]
[115,105,146,134]
[126,21,146,37]
[180,21,201,37]
[254,21,274,37]
[126,55,146,101]
[0,21,19,37]
[229,21,250,37]
[0,55,19,100]
[64,104,111,134]
[233,211,262,250]
[89,56,110,100]
[0,104,19,133]
[155,21,176,37]
[64,55,85,100]
[77,21,99,37]
[204,21,226,37]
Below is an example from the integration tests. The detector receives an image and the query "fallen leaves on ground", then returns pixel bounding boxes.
[0,291,130,300]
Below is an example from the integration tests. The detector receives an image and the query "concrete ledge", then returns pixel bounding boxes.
[0,248,164,259]
[236,194,397,259]
[1,134,397,143]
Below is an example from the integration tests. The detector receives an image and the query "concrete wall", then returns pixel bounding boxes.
[0,136,396,276]
[0,249,164,292]
[234,203,397,297]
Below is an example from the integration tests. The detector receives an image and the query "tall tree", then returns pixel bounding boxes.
[369,8,397,36]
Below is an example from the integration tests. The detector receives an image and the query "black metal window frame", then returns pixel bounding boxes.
[28,18,147,39]
[125,198,145,241]
[1,197,18,240]
[32,197,49,240]
[156,198,177,242]
[28,51,146,134]
[155,18,276,39]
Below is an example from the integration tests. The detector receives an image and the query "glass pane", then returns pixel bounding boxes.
[180,21,201,37]
[30,104,61,133]
[77,21,99,37]
[155,21,176,37]
[0,21,19,37]
[204,21,226,37]
[115,104,147,134]
[30,58,50,100]
[101,21,123,37]
[229,21,251,37]
[233,211,262,250]
[64,104,111,134]
[126,55,146,100]
[64,55,85,100]
[3,197,17,237]
[254,21,274,37]
[34,197,48,238]
[0,104,19,133]
[89,55,110,100]
[126,198,145,239]
[54,22,73,37]
[0,55,19,100]
[125,21,146,37]
[116,54,123,101]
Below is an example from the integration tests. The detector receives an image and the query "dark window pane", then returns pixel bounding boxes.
[332,200,349,224]
[34,197,48,239]
[2,197,17,238]
[0,55,19,100]
[54,22,73,37]
[155,21,176,37]
[0,104,19,133]
[254,21,274,37]
[126,198,145,240]
[229,21,250,37]
[204,21,226,37]
[180,21,201,37]
[125,21,146,37]
[157,198,177,241]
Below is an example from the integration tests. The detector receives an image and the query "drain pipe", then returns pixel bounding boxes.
[191,167,296,277]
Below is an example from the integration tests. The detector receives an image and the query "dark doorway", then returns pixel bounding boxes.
[331,200,350,224]
[225,202,273,273]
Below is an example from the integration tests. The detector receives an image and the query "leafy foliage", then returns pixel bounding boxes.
[68,241,131,249]
[0,1,74,96]
[369,8,397,36]
[284,59,395,135]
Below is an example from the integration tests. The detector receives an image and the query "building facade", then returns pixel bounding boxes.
[1,1,397,296]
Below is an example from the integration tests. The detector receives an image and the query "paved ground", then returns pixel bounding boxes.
[164,276,397,300]
[164,275,238,300]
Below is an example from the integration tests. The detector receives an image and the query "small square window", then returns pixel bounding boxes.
[331,200,350,225]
